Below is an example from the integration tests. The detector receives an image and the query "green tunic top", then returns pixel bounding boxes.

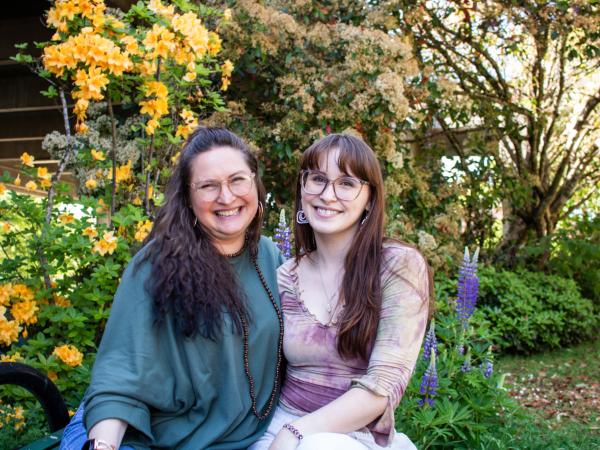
[83,236,284,449]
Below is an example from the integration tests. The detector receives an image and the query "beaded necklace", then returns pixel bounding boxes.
[226,241,284,420]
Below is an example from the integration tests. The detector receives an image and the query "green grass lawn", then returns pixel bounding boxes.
[496,339,600,449]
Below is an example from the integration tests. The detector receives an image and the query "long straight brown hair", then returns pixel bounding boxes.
[294,134,386,360]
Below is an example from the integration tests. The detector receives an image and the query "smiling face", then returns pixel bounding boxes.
[300,148,370,241]
[189,146,259,252]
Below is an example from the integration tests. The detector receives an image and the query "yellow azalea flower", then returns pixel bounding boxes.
[0,316,21,346]
[25,180,38,191]
[179,109,194,121]
[221,77,231,92]
[171,151,181,164]
[68,409,75,417]
[85,178,98,190]
[13,406,24,420]
[116,161,132,183]
[96,198,108,214]
[0,182,6,195]
[20,152,35,167]
[12,284,34,301]
[92,231,118,256]
[0,352,22,362]
[144,80,168,99]
[53,294,71,307]
[11,300,38,325]
[0,285,13,306]
[134,220,153,242]
[132,196,142,206]
[58,213,75,224]
[76,122,89,134]
[22,328,28,338]
[47,370,58,382]
[221,60,234,78]
[40,178,52,189]
[2,223,10,233]
[207,32,222,56]
[14,174,21,186]
[91,149,105,161]
[82,226,98,240]
[145,119,159,135]
[53,344,84,367]
[223,8,232,21]
[183,71,196,82]
[37,167,51,180]
[148,185,154,199]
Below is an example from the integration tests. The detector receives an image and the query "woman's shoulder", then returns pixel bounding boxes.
[382,239,428,269]
[381,240,430,295]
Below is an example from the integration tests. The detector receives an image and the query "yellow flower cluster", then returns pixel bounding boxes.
[0,284,38,346]
[44,20,133,132]
[47,0,107,33]
[140,81,169,135]
[0,351,22,362]
[0,183,6,195]
[0,309,21,347]
[134,219,153,242]
[106,160,133,184]
[175,109,199,139]
[53,344,84,367]
[92,231,118,255]
[11,300,39,325]
[221,59,234,91]
[0,404,25,431]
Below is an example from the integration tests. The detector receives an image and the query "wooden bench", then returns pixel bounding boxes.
[0,362,69,450]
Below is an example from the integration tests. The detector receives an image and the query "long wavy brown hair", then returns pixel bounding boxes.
[293,134,386,360]
[139,127,266,339]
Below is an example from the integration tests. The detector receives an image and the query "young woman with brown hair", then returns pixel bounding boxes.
[251,134,432,450]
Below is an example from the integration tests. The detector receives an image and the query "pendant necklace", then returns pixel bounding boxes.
[314,255,341,317]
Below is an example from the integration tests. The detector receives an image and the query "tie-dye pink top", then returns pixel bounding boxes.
[277,243,430,447]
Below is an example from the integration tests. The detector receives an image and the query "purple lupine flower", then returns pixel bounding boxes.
[423,320,438,361]
[274,209,292,259]
[456,247,480,328]
[419,356,438,407]
[482,359,493,378]
[457,344,465,355]
[461,359,472,373]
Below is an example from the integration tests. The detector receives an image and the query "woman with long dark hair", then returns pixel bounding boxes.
[251,134,432,450]
[60,127,285,450]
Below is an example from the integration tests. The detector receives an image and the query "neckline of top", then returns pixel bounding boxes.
[287,259,343,328]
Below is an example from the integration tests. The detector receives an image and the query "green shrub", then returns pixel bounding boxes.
[438,267,598,354]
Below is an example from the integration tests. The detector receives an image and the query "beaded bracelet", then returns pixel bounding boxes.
[282,423,304,441]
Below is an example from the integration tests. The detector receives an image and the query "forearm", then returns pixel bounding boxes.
[88,419,128,448]
[291,387,387,435]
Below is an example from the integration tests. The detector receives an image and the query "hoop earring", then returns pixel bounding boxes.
[256,202,264,222]
[360,210,369,226]
[296,210,308,224]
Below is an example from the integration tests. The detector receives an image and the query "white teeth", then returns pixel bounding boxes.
[316,208,339,216]
[216,207,241,217]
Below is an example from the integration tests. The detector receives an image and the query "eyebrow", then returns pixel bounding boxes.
[195,170,249,181]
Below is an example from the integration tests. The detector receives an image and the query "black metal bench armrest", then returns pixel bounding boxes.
[0,362,70,432]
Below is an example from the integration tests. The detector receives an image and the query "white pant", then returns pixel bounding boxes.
[249,406,417,450]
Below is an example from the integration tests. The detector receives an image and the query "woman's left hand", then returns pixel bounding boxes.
[268,429,300,450]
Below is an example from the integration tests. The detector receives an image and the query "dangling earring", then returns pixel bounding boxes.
[296,210,308,224]
[193,217,198,227]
